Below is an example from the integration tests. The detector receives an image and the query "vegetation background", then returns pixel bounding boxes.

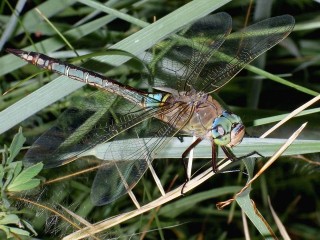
[1,0,320,239]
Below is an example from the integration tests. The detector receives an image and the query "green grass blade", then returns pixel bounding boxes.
[85,137,320,160]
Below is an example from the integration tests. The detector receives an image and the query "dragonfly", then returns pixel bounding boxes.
[7,12,295,206]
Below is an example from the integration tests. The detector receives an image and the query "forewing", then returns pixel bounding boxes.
[142,12,232,92]
[195,15,295,93]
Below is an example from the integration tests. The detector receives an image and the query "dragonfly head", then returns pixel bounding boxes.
[211,110,245,147]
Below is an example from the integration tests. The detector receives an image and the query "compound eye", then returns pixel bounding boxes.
[228,123,245,147]
[211,110,244,146]
[216,125,225,136]
[212,123,230,146]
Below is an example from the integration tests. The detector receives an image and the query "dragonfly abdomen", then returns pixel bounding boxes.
[6,48,146,105]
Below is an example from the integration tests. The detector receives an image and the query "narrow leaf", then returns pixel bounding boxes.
[7,127,26,164]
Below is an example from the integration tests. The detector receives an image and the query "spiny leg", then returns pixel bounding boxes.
[219,146,264,169]
[195,147,264,182]
[221,146,238,162]
[221,146,263,161]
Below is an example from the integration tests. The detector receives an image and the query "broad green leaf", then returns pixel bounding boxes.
[7,162,43,192]
[0,214,19,225]
[10,161,23,181]
[2,162,20,190]
[8,226,30,236]
[0,225,10,236]
[7,179,41,192]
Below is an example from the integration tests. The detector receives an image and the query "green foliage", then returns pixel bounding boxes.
[1,0,320,239]
[0,128,42,238]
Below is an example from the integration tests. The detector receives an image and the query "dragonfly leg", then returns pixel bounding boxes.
[221,146,238,161]
[221,146,264,164]
[181,137,202,195]
[211,142,218,173]
[236,151,264,160]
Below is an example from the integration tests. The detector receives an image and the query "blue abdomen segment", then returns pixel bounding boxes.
[28,52,99,84]
[7,48,147,105]
[144,93,165,108]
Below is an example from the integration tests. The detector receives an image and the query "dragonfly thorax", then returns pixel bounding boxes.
[211,110,245,147]
[153,90,228,139]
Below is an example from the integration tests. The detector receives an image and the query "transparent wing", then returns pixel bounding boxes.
[23,90,162,168]
[23,87,194,205]
[142,12,232,92]
[195,14,295,93]
[23,13,294,206]
[90,102,194,205]
[91,121,171,205]
[142,14,294,94]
